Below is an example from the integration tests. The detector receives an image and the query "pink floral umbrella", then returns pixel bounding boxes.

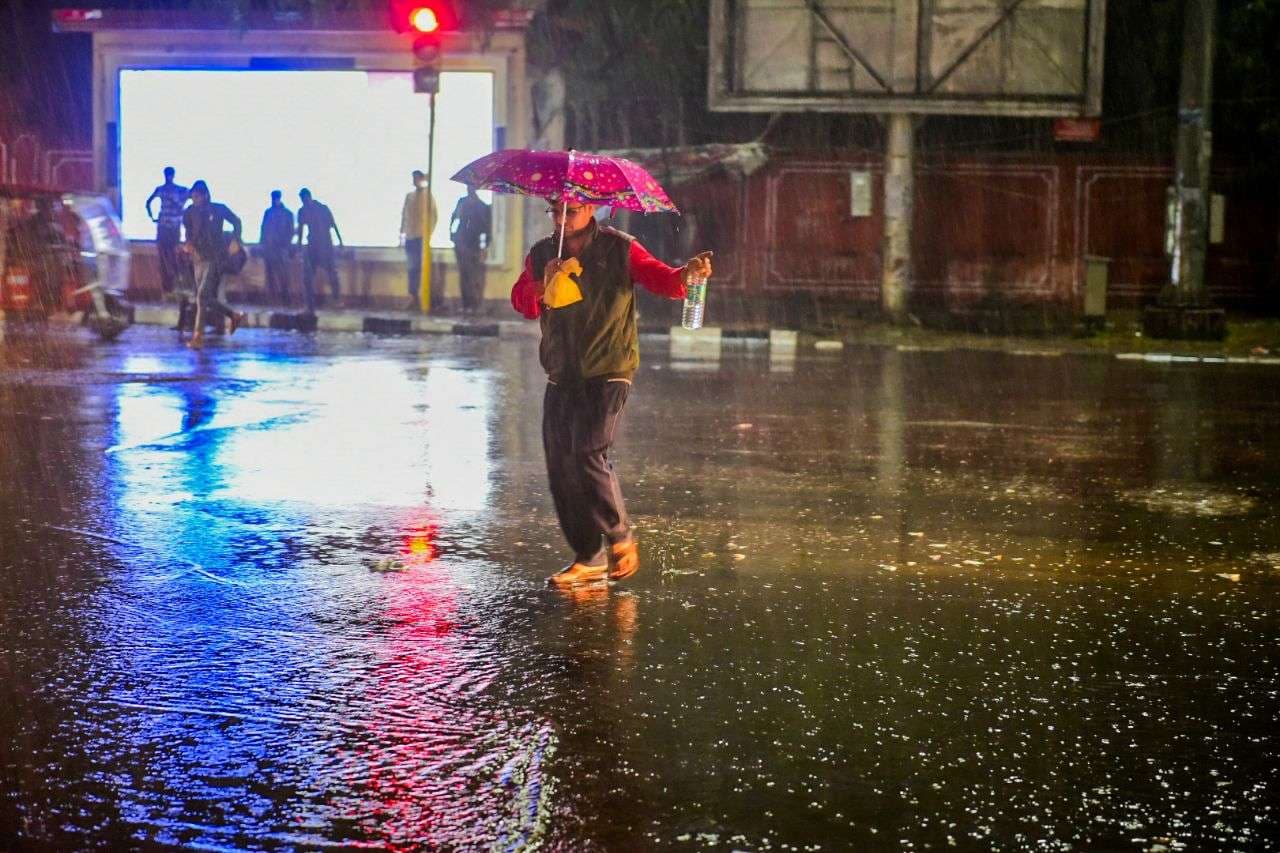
[451,148,678,213]
[451,148,678,255]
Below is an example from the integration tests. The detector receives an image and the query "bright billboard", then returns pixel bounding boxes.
[118,68,494,247]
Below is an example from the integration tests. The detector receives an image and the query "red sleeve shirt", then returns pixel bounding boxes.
[510,240,687,320]
[510,253,542,319]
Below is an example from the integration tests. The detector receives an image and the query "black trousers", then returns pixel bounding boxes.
[263,248,290,303]
[405,238,422,307]
[156,226,182,293]
[542,378,633,564]
[454,243,484,310]
[192,258,233,329]
[302,247,340,311]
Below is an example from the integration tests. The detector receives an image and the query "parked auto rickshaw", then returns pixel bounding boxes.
[0,184,133,341]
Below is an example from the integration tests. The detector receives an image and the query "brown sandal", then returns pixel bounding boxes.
[608,539,639,580]
[547,561,608,588]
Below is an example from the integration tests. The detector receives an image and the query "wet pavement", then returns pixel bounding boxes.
[1,325,1278,851]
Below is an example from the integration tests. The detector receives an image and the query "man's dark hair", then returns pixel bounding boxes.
[412,170,425,181]
[271,190,282,202]
[190,179,209,197]
[163,166,175,180]
[299,188,312,200]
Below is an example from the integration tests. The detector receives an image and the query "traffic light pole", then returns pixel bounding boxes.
[419,91,436,314]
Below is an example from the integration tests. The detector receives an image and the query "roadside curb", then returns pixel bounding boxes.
[117,305,1280,365]
[1115,352,1280,366]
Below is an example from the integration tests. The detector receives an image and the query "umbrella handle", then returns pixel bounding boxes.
[556,149,575,258]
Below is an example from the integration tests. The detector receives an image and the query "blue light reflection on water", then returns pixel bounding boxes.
[79,342,535,847]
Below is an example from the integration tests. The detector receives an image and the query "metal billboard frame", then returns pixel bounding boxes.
[708,0,1107,117]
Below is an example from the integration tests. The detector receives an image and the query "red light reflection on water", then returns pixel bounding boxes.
[402,520,440,564]
[332,508,501,847]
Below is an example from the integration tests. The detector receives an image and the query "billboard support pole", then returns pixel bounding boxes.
[882,112,915,322]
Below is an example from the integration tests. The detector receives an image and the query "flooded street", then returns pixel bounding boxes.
[1,327,1278,851]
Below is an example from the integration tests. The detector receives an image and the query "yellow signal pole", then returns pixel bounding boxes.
[418,90,436,314]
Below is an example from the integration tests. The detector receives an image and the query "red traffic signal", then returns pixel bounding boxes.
[410,7,440,32]
[389,1,458,34]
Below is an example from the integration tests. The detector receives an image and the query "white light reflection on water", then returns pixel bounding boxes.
[106,353,497,513]
[221,357,429,509]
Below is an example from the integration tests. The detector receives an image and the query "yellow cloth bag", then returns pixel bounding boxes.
[544,258,584,308]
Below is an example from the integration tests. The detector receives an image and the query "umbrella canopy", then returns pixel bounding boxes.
[450,149,679,214]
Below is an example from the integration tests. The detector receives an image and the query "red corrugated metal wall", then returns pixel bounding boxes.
[670,152,1277,311]
[0,133,94,191]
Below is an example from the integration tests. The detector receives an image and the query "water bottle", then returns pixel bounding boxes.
[681,272,708,330]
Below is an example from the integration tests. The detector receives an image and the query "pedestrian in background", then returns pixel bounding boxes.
[181,180,245,349]
[450,184,491,315]
[145,166,188,296]
[296,188,343,313]
[400,170,437,312]
[259,190,294,305]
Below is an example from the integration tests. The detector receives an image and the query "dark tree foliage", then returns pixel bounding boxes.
[526,0,747,149]
[1215,0,1280,178]
[0,1,92,143]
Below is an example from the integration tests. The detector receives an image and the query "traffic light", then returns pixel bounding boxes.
[388,1,459,35]
[389,1,457,93]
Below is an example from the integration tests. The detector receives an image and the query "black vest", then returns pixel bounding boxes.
[530,224,639,383]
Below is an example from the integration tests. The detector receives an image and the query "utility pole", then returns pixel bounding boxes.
[881,113,915,323]
[1146,0,1224,339]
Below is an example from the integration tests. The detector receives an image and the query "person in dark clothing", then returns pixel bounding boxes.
[259,190,294,305]
[450,185,491,315]
[511,199,713,588]
[296,188,343,312]
[145,166,188,295]
[181,180,245,349]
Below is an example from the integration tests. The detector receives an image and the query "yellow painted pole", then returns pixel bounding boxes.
[418,190,431,313]
[418,90,437,314]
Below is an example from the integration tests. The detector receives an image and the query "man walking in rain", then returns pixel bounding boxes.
[296,188,343,312]
[511,199,712,587]
[400,170,437,312]
[145,166,188,295]
[181,180,245,349]
[259,190,294,305]
[450,185,490,314]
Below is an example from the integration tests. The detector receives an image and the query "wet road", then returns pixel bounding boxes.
[1,326,1278,851]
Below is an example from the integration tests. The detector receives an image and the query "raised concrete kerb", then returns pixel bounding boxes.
[670,325,723,354]
[1117,352,1280,366]
[769,329,798,350]
[133,304,175,326]
[315,313,364,333]
[669,325,722,345]
[410,316,456,335]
